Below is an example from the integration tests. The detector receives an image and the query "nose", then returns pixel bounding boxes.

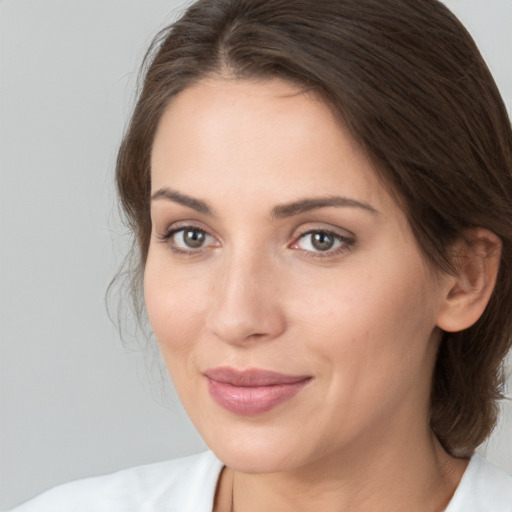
[205,254,286,345]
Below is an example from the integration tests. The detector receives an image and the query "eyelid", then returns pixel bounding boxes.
[156,219,216,240]
[156,222,220,255]
[289,225,355,258]
[293,221,354,237]
[154,221,354,258]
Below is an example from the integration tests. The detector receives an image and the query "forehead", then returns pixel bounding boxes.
[150,78,392,212]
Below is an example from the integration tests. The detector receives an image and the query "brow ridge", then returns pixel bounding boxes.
[151,188,212,215]
[150,189,378,219]
[271,196,378,218]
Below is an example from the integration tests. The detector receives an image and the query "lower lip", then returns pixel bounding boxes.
[206,377,311,416]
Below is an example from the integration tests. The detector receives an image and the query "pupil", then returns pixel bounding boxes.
[184,230,205,248]
[312,232,334,251]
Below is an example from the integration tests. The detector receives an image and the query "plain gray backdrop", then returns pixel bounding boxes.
[1,0,511,509]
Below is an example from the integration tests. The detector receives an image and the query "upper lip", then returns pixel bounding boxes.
[203,367,312,387]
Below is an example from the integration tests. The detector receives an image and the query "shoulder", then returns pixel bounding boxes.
[9,451,224,512]
[446,453,512,512]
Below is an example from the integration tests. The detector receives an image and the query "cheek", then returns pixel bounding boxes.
[144,255,210,359]
[296,267,440,439]
[291,255,439,376]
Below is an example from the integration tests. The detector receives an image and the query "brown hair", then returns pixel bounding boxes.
[115,0,512,456]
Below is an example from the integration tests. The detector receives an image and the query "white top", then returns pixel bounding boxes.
[10,451,512,512]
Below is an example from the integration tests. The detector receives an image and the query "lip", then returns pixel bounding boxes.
[203,367,312,416]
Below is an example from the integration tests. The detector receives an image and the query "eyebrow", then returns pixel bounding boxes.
[150,188,379,218]
[151,188,213,216]
[271,196,379,218]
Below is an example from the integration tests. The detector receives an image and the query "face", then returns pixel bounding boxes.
[145,78,448,474]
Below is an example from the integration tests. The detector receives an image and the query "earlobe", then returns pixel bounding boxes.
[436,228,502,333]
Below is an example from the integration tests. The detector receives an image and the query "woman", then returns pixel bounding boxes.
[12,0,512,510]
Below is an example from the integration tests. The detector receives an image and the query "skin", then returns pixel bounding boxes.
[145,78,471,511]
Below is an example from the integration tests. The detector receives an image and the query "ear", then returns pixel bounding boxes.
[436,228,502,333]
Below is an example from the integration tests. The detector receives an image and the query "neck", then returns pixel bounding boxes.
[215,424,468,512]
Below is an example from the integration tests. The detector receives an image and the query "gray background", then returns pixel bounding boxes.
[1,0,511,509]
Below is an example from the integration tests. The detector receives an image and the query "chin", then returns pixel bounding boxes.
[201,425,313,474]
[214,446,300,474]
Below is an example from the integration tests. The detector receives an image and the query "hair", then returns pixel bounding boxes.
[114,0,512,456]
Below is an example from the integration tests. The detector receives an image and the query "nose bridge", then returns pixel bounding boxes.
[206,245,284,345]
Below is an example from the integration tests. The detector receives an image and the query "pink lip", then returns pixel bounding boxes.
[203,367,312,416]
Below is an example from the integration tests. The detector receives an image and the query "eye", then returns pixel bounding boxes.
[157,225,218,253]
[175,228,209,249]
[292,229,353,257]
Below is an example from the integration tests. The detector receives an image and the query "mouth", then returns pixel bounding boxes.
[203,367,312,416]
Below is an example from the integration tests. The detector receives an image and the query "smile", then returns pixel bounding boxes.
[203,367,312,416]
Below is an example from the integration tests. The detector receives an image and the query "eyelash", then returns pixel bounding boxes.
[291,229,354,259]
[156,225,354,259]
[157,225,215,256]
